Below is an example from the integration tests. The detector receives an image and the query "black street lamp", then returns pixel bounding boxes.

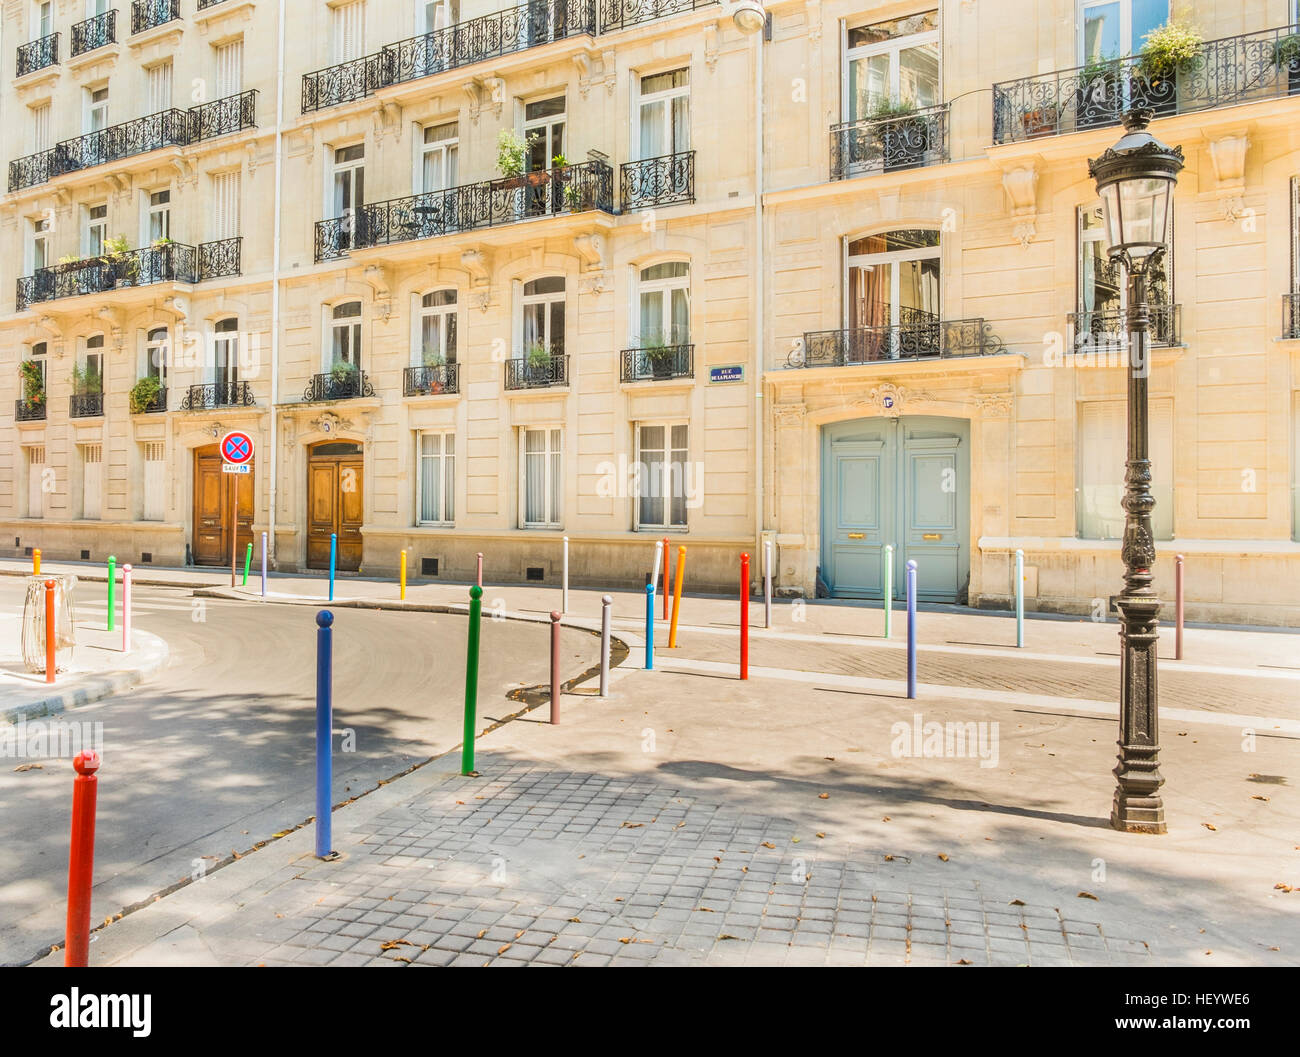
[1087,108,1184,834]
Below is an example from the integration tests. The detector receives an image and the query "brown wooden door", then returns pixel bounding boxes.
[306,443,363,571]
[193,444,254,566]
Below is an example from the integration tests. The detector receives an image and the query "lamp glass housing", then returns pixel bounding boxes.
[1099,175,1173,260]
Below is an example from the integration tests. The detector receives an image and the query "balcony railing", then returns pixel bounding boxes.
[179,381,254,410]
[133,384,167,413]
[620,151,695,211]
[131,0,179,35]
[319,159,614,261]
[793,316,1005,367]
[302,0,595,112]
[596,0,717,33]
[198,237,242,281]
[620,344,693,382]
[993,24,1300,145]
[1285,293,1300,339]
[197,0,232,8]
[303,370,375,402]
[1068,305,1181,350]
[71,10,116,56]
[17,242,199,311]
[404,363,460,396]
[15,399,46,422]
[17,33,59,77]
[70,392,104,418]
[505,354,569,389]
[9,92,258,193]
[830,104,949,180]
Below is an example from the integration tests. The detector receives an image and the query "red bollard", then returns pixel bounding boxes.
[44,578,56,684]
[740,553,750,681]
[65,750,100,967]
[550,611,562,724]
[1175,553,1185,661]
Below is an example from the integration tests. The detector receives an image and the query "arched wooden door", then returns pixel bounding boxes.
[307,441,364,570]
[192,443,254,566]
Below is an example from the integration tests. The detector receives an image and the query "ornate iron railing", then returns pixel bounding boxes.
[620,151,694,210]
[70,392,104,418]
[303,370,375,402]
[830,105,949,180]
[131,0,179,35]
[993,24,1300,145]
[404,363,460,396]
[300,52,390,112]
[1285,293,1300,340]
[135,385,167,413]
[190,89,258,141]
[17,242,198,310]
[505,354,569,389]
[198,237,242,280]
[15,399,46,422]
[197,0,232,8]
[179,381,254,410]
[71,10,116,55]
[597,0,718,33]
[1068,305,1180,350]
[793,317,1005,367]
[17,33,59,77]
[620,344,693,381]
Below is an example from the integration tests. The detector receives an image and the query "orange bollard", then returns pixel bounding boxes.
[65,750,100,967]
[44,578,56,684]
[668,546,686,648]
[661,537,670,620]
[740,553,750,680]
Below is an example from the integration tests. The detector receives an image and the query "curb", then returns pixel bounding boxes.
[0,566,227,590]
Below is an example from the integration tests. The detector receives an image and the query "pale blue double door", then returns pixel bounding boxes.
[821,416,970,602]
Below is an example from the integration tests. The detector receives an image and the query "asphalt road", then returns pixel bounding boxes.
[0,581,602,965]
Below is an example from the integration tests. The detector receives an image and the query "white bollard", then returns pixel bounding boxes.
[122,564,133,653]
[650,539,663,610]
[562,535,570,614]
[763,538,773,629]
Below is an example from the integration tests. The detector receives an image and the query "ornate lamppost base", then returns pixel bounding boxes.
[1110,789,1167,834]
[1111,593,1165,834]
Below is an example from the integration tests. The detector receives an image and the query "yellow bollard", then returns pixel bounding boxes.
[668,546,686,648]
[400,549,407,601]
[33,548,40,576]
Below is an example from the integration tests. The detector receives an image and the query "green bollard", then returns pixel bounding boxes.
[883,545,893,639]
[106,555,116,633]
[462,585,483,776]
[242,542,253,587]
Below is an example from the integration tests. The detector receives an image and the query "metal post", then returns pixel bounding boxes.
[740,552,749,680]
[33,548,40,575]
[229,473,238,589]
[650,540,663,619]
[1015,548,1025,648]
[260,531,268,597]
[644,582,654,670]
[763,538,772,629]
[242,542,253,587]
[106,555,116,633]
[328,532,337,602]
[906,560,917,700]
[44,578,56,684]
[476,552,483,588]
[122,564,132,653]
[550,611,562,724]
[668,545,686,648]
[562,536,569,614]
[400,549,407,601]
[64,750,100,967]
[462,586,482,775]
[315,611,334,858]
[662,536,670,620]
[1175,554,1184,661]
[883,545,893,638]
[599,595,612,698]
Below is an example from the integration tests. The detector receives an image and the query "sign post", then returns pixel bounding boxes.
[220,431,255,589]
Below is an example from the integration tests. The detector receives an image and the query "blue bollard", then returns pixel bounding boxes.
[1015,548,1025,648]
[906,560,918,700]
[645,582,654,670]
[328,533,337,602]
[315,610,334,858]
[261,531,268,597]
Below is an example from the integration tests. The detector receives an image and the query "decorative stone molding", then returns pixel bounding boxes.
[309,411,352,436]
[372,100,403,141]
[464,77,505,123]
[363,264,392,320]
[573,233,604,271]
[975,392,1014,418]
[573,51,594,98]
[773,403,807,429]
[461,249,490,286]
[1001,165,1039,248]
[601,50,616,93]
[578,273,608,296]
[172,156,198,187]
[1206,133,1249,221]
[161,295,189,325]
[854,383,934,417]
[703,23,719,71]
[96,304,124,352]
[286,126,314,161]
[470,289,492,313]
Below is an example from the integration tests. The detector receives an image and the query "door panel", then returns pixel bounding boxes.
[193,444,255,567]
[306,448,364,571]
[337,458,363,571]
[307,463,337,569]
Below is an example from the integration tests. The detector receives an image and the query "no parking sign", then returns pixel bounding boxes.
[220,431,254,473]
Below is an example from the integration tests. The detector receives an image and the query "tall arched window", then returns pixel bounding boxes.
[638,261,689,344]
[330,301,362,368]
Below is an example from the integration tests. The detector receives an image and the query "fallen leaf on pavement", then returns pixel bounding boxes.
[621,822,643,829]
[1275,883,1293,893]
[1009,899,1025,906]
[818,793,829,800]
[497,945,511,955]
[13,763,42,772]
[937,853,949,862]
[761,841,776,849]
[1203,823,1217,831]
[816,833,826,839]
[956,958,973,965]
[1078,891,1099,900]
[380,940,414,950]
[1252,795,1270,802]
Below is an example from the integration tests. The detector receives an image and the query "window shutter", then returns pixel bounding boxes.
[333,2,365,63]
[32,103,51,152]
[215,41,243,98]
[147,63,173,112]
[212,171,240,240]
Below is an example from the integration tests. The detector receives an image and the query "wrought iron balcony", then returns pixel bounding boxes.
[320,159,615,261]
[17,33,59,77]
[189,89,258,141]
[597,0,718,33]
[830,105,949,180]
[197,0,232,8]
[505,354,569,389]
[620,343,693,382]
[1068,305,1181,350]
[132,0,179,35]
[303,369,375,402]
[1285,293,1300,339]
[792,314,1005,367]
[620,151,694,211]
[179,381,254,410]
[198,237,242,281]
[15,399,46,422]
[71,10,116,56]
[17,242,198,311]
[993,24,1300,145]
[132,384,167,413]
[70,392,104,418]
[404,363,460,396]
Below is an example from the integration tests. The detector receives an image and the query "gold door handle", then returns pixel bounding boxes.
[847,532,865,540]
[922,533,942,540]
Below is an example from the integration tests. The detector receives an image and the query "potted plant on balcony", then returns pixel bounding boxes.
[868,98,930,172]
[1075,56,1121,130]
[525,341,552,384]
[1135,20,1204,116]
[420,348,446,394]
[329,359,360,397]
[18,359,45,413]
[1272,32,1300,97]
[102,234,142,286]
[644,339,677,379]
[495,128,543,191]
[129,375,162,414]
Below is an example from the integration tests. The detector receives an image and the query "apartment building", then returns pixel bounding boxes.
[2,1,1299,622]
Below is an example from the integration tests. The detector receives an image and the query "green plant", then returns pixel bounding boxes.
[525,341,551,367]
[18,359,45,404]
[1139,20,1204,79]
[496,128,537,178]
[551,153,569,169]
[151,236,175,249]
[330,359,359,382]
[421,346,446,368]
[129,375,162,414]
[1272,33,1300,69]
[71,361,102,394]
[867,96,919,122]
[102,234,130,257]
[57,253,81,266]
[563,182,584,210]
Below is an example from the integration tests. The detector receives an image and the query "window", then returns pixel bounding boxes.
[524,96,565,172]
[213,317,239,385]
[147,190,170,243]
[143,442,166,522]
[638,69,690,159]
[844,10,939,124]
[331,0,365,63]
[1077,399,1173,540]
[27,446,46,520]
[81,444,103,520]
[28,341,47,389]
[521,427,562,527]
[31,102,51,152]
[421,123,458,193]
[1076,202,1174,345]
[638,261,690,344]
[332,144,364,223]
[521,276,565,356]
[146,62,173,113]
[1291,176,1299,297]
[145,326,168,385]
[846,230,941,352]
[419,0,458,32]
[1081,0,1168,63]
[329,301,362,368]
[637,423,689,529]
[418,290,457,366]
[80,335,105,393]
[36,1,53,39]
[85,203,107,256]
[87,86,108,133]
[211,171,241,240]
[30,215,50,273]
[214,39,243,98]
[417,432,455,524]
[89,0,110,15]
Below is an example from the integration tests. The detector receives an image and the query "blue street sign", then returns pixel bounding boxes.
[709,365,744,384]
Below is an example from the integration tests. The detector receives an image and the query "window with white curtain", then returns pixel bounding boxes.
[636,423,689,529]
[30,215,50,273]
[638,261,690,344]
[1077,399,1174,540]
[332,144,365,221]
[81,443,103,520]
[85,203,107,256]
[147,190,170,243]
[27,446,46,519]
[638,68,689,159]
[214,39,243,98]
[213,317,239,385]
[520,276,565,356]
[417,432,455,524]
[146,62,173,113]
[418,290,457,365]
[331,1,365,63]
[36,1,53,39]
[329,301,362,368]
[844,11,939,123]
[86,86,108,133]
[521,427,562,527]
[421,122,458,192]
[81,334,105,392]
[143,442,166,522]
[145,326,169,385]
[31,102,51,152]
[419,0,457,32]
[211,171,241,240]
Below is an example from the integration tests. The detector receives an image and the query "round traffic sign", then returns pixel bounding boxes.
[220,430,254,465]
